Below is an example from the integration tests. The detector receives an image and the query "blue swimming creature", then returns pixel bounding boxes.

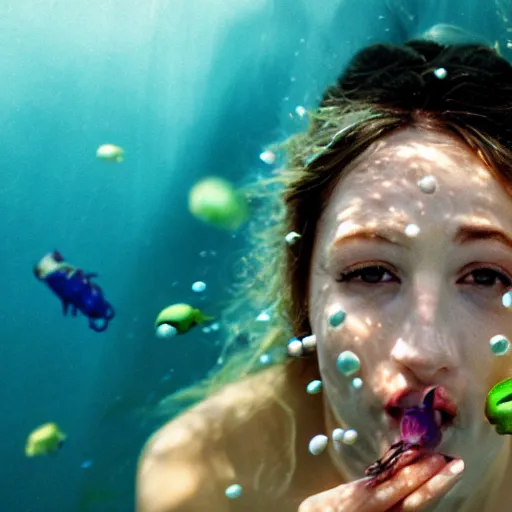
[34,250,115,332]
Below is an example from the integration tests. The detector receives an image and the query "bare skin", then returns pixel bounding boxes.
[136,361,342,512]
[137,125,512,511]
[136,360,512,512]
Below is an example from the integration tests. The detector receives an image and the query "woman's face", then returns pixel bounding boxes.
[308,125,512,485]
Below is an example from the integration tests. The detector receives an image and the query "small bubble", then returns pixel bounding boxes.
[285,231,301,244]
[295,105,307,117]
[81,459,93,469]
[306,380,323,395]
[225,484,243,499]
[259,150,276,165]
[155,323,177,339]
[191,281,206,293]
[489,334,510,356]
[433,67,447,79]
[301,334,316,351]
[342,429,358,445]
[256,310,271,322]
[417,175,437,194]
[259,353,272,366]
[287,338,303,357]
[351,377,363,389]
[329,310,346,328]
[336,351,360,376]
[332,428,345,442]
[502,291,512,309]
[308,434,328,455]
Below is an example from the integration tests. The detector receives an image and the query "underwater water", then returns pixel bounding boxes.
[1,1,511,510]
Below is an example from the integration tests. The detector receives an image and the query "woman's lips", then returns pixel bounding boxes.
[385,386,458,426]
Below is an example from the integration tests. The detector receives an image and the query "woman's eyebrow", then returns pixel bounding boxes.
[454,225,512,250]
[331,226,409,248]
[330,224,512,251]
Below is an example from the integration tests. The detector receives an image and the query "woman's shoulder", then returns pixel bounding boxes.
[136,362,310,512]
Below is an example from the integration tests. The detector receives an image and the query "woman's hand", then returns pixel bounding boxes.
[298,454,464,512]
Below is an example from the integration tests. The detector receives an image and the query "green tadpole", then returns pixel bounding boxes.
[485,378,512,435]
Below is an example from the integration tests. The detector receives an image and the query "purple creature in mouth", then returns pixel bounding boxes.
[365,387,446,487]
[34,250,115,332]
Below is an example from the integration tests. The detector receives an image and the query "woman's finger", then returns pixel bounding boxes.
[363,454,448,511]
[298,454,448,512]
[394,458,465,511]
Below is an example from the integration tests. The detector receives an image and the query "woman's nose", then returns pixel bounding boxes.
[390,285,458,382]
[390,334,456,382]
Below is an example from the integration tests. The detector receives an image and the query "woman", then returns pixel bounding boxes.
[136,40,512,511]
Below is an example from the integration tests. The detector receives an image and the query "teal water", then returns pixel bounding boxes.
[1,1,510,510]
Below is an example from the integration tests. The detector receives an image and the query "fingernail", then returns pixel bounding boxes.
[449,459,465,475]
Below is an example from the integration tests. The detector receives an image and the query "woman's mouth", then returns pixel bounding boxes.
[385,386,458,429]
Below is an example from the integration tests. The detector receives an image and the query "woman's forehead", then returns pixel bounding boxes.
[339,126,491,188]
[318,126,511,237]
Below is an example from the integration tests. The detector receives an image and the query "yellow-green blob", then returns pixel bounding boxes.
[25,423,66,457]
[188,177,249,230]
[155,303,213,335]
[485,378,512,435]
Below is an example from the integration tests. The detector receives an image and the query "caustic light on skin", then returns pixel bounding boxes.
[404,224,420,237]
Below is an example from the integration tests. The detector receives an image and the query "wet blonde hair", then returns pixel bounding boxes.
[158,40,512,417]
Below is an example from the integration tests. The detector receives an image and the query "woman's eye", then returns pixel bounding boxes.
[336,265,398,284]
[459,268,511,287]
